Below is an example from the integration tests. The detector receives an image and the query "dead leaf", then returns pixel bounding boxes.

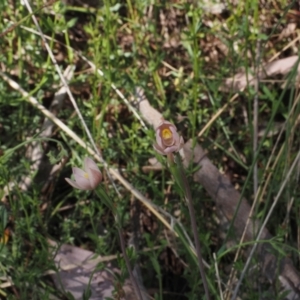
[223,56,300,92]
[49,241,137,300]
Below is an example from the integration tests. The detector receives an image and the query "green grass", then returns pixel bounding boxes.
[0,0,299,299]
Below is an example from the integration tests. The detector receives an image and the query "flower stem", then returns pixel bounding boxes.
[117,224,144,300]
[95,188,144,300]
[174,153,210,299]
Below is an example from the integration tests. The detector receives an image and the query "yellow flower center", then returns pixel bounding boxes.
[162,128,172,140]
[84,172,89,179]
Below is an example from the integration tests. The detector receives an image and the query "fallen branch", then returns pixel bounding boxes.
[135,87,300,299]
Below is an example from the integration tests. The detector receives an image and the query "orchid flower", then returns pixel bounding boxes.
[153,120,184,155]
[65,157,102,190]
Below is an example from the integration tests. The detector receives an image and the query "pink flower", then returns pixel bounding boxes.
[65,157,102,190]
[153,120,184,155]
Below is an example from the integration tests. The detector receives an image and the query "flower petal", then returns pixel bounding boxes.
[153,143,167,155]
[72,167,92,190]
[170,126,179,139]
[72,167,86,176]
[84,157,100,173]
[156,120,174,129]
[153,120,185,155]
[84,158,102,189]
[65,178,86,190]
[164,145,180,154]
[88,168,103,189]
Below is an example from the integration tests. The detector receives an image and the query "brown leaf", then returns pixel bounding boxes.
[49,241,136,300]
[223,56,300,92]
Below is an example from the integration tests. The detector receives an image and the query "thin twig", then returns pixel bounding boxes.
[198,93,239,138]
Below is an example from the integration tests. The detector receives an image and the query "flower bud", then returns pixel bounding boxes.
[153,120,184,155]
[65,157,102,190]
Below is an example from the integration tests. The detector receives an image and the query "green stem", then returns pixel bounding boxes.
[95,188,144,300]
[172,153,210,299]
[117,222,144,300]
